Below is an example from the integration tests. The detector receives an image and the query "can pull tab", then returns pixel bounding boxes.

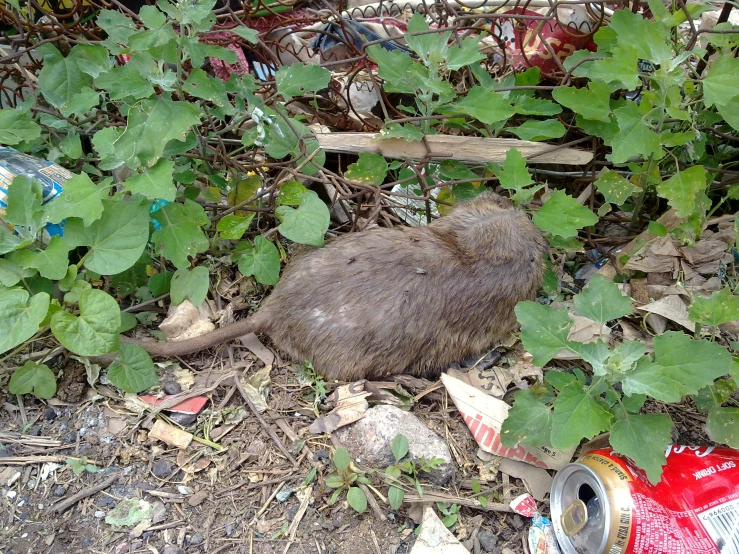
[561,499,588,537]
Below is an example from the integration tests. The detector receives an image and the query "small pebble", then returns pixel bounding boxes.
[7,491,17,499]
[285,505,299,522]
[163,546,184,554]
[54,485,65,497]
[190,534,204,546]
[511,515,524,530]
[225,522,234,536]
[44,407,58,421]
[313,449,330,463]
[96,496,116,509]
[477,529,498,553]
[94,511,105,519]
[152,459,171,479]
[177,486,191,495]
[163,382,182,395]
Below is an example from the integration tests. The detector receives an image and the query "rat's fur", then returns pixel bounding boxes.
[124,193,548,381]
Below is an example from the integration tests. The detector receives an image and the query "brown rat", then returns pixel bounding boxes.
[123,192,548,381]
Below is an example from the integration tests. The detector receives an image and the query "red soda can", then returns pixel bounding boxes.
[550,445,739,554]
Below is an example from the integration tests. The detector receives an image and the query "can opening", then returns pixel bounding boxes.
[578,484,596,507]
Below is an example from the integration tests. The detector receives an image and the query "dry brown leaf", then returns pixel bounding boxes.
[637,295,695,332]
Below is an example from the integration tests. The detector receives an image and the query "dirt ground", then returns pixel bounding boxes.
[0,347,535,554]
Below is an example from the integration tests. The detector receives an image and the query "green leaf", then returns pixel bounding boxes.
[717,96,739,132]
[391,434,409,462]
[231,25,259,43]
[9,361,57,399]
[692,379,735,412]
[333,448,350,471]
[610,413,673,484]
[515,301,573,367]
[14,236,71,280]
[96,62,155,101]
[511,94,562,117]
[97,9,137,43]
[706,407,739,448]
[509,119,566,142]
[388,486,404,511]
[454,87,515,125]
[594,171,638,205]
[5,175,45,232]
[611,103,662,164]
[552,82,612,123]
[344,152,389,185]
[405,13,449,64]
[703,54,739,108]
[608,9,672,65]
[115,97,201,170]
[36,44,93,109]
[346,487,367,513]
[622,332,732,402]
[0,109,41,145]
[689,288,739,327]
[366,46,420,95]
[379,123,424,142]
[217,214,255,240]
[0,225,24,255]
[63,199,151,275]
[148,271,173,297]
[151,200,210,270]
[276,64,331,100]
[119,311,138,333]
[235,235,281,286]
[107,343,159,393]
[51,289,120,356]
[171,266,210,306]
[492,148,533,192]
[60,133,83,159]
[183,68,232,109]
[656,166,707,218]
[533,190,598,239]
[74,44,113,78]
[277,181,310,206]
[61,87,101,118]
[574,274,633,325]
[551,382,613,449]
[500,390,553,448]
[44,172,108,227]
[121,158,177,202]
[0,290,49,354]
[445,36,486,70]
[438,160,478,181]
[275,191,330,247]
[576,47,641,90]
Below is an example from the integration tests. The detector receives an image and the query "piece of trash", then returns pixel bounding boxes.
[105,497,153,529]
[148,419,193,449]
[510,494,561,554]
[441,373,576,470]
[446,366,513,398]
[409,504,469,554]
[499,458,553,501]
[138,395,209,415]
[159,300,216,341]
[308,380,371,434]
[551,445,739,554]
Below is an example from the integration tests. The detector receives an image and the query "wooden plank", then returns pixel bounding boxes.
[314,133,593,165]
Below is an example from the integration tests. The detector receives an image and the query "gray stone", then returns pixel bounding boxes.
[477,529,498,553]
[334,405,453,485]
[152,459,171,478]
[190,534,203,546]
[162,546,184,554]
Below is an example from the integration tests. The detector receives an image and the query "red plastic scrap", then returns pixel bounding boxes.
[138,395,210,414]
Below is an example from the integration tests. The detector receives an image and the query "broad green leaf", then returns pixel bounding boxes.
[366,46,420,95]
[438,160,478,181]
[51,289,120,356]
[119,312,138,333]
[611,103,662,164]
[610,413,672,484]
[405,13,450,64]
[36,44,93,109]
[278,181,310,206]
[275,191,330,247]
[64,280,92,304]
[706,407,739,448]
[276,64,331,100]
[595,171,638,205]
[500,390,553,448]
[61,87,101,117]
[0,109,41,145]
[515,301,572,367]
[121,158,177,202]
[551,382,613,449]
[14,236,71,280]
[492,148,533,193]
[183,68,232,109]
[344,152,388,185]
[568,340,611,376]
[346,487,367,513]
[0,290,50,354]
[235,235,281,286]
[574,274,633,325]
[115,97,201,169]
[96,62,155,101]
[263,114,325,176]
[391,434,409,462]
[508,119,566,142]
[454,87,515,125]
[693,379,735,412]
[0,225,23,255]
[388,486,404,510]
[60,133,83,159]
[107,343,159,393]
[44,172,108,227]
[703,54,739,108]
[151,200,210,270]
[148,271,174,297]
[552,82,612,123]
[689,288,739,327]
[576,47,641,90]
[231,26,259,43]
[445,36,486,70]
[216,213,255,240]
[533,190,598,238]
[717,96,739,132]
[608,9,671,64]
[577,114,619,145]
[656,166,707,217]
[333,447,350,471]
[511,94,562,117]
[378,123,424,142]
[9,361,57,399]
[171,266,210,306]
[63,199,151,275]
[97,9,137,43]
[5,175,44,232]
[74,44,113,78]
[622,332,732,402]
